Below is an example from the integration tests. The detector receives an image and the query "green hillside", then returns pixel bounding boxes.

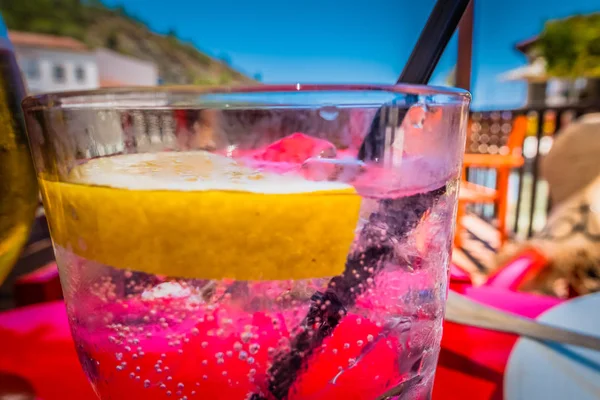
[0,0,255,85]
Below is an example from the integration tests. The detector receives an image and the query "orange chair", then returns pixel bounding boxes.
[455,115,527,248]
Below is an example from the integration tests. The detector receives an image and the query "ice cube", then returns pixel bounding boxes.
[252,133,336,163]
[141,282,191,300]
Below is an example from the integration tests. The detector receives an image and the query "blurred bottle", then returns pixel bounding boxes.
[0,16,38,284]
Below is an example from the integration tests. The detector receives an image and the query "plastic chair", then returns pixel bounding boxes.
[455,115,527,247]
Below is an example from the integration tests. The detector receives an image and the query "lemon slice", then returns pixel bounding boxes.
[39,152,361,280]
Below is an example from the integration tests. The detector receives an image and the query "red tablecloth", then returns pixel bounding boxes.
[0,286,562,400]
[434,284,562,399]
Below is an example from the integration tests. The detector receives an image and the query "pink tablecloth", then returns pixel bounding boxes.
[0,286,562,400]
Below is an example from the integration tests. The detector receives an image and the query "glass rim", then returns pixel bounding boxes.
[22,83,471,111]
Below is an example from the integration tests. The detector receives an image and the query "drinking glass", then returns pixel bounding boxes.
[22,85,470,400]
[0,16,38,284]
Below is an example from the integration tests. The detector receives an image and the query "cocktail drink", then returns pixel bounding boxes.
[22,86,470,400]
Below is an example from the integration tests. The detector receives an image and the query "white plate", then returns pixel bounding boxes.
[505,293,600,400]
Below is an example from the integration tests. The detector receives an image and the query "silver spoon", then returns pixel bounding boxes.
[445,290,600,351]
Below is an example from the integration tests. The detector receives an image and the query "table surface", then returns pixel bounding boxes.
[0,284,562,400]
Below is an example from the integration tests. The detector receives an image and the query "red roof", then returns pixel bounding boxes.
[99,79,127,88]
[8,30,89,52]
[515,36,539,54]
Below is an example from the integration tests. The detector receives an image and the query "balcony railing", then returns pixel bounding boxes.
[466,101,600,240]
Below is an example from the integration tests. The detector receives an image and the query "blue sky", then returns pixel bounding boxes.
[102,0,599,110]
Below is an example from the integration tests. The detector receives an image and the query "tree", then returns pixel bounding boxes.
[537,13,600,78]
[106,31,119,50]
[115,5,128,17]
[445,66,456,86]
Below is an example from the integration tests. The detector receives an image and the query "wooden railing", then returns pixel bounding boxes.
[466,102,600,239]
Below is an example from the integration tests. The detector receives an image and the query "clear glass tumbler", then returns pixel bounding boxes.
[22,85,470,400]
[0,15,38,284]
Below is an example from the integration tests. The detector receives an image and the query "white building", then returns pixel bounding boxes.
[9,31,158,94]
[9,31,99,94]
[500,36,600,107]
[95,48,158,87]
[8,31,163,160]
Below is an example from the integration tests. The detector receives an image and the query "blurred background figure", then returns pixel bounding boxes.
[542,113,600,206]
[174,109,221,151]
[497,113,600,297]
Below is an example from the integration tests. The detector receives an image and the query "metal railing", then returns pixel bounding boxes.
[466,102,600,240]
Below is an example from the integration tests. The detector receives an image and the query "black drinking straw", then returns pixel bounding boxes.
[359,0,472,161]
[253,1,471,398]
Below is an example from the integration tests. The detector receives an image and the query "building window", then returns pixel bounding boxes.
[75,65,86,83]
[24,59,40,80]
[53,64,65,83]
